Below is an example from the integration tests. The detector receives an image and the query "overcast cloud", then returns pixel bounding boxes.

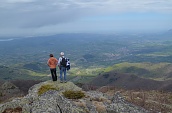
[0,0,172,37]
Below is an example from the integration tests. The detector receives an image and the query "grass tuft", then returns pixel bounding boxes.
[38,84,57,96]
[62,90,85,99]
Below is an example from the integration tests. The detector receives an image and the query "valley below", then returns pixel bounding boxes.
[0,32,172,112]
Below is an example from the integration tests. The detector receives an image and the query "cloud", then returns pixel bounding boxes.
[0,0,172,37]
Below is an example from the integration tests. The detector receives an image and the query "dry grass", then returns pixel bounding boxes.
[98,86,172,113]
[74,101,86,108]
[2,107,22,113]
[93,101,106,113]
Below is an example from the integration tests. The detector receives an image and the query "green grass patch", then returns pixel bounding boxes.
[38,84,58,96]
[26,69,47,76]
[62,90,85,99]
[69,67,103,76]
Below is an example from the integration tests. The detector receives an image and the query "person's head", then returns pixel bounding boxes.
[60,52,64,56]
[49,54,53,57]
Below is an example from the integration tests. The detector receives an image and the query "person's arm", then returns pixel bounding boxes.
[47,59,50,67]
[55,58,58,65]
[58,57,61,69]
[58,57,61,66]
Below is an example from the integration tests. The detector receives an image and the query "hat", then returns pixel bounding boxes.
[60,52,64,56]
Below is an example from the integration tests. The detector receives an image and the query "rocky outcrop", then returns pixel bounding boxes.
[0,80,149,113]
[0,81,20,95]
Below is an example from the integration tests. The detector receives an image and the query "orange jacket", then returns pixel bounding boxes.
[47,57,58,69]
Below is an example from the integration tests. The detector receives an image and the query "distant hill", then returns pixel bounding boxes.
[23,62,48,72]
[0,65,48,80]
[1,32,172,68]
[103,62,172,80]
[90,71,172,92]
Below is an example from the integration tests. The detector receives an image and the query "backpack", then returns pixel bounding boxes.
[60,57,67,67]
[66,58,70,70]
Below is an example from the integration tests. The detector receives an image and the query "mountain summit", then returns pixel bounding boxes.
[0,80,148,113]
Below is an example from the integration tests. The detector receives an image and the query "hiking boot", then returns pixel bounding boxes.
[64,81,67,83]
[60,81,63,83]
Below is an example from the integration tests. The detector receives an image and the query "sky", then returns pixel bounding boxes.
[0,0,172,38]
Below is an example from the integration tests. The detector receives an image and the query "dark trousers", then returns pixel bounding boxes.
[50,68,57,81]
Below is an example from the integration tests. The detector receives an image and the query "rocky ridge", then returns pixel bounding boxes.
[0,81,20,95]
[0,80,149,113]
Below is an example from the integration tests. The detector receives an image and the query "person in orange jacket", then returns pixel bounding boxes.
[47,54,58,81]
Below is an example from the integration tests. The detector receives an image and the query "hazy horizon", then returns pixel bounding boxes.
[0,0,172,38]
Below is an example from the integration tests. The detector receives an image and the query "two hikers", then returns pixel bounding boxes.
[47,52,70,82]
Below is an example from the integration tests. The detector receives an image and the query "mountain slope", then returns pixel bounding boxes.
[0,65,48,80]
[90,71,172,92]
[103,62,172,80]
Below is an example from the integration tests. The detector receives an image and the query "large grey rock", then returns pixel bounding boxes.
[0,80,149,113]
[106,92,149,113]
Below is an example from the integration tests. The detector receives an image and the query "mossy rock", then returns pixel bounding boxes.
[37,84,58,96]
[62,90,85,99]
[36,80,82,96]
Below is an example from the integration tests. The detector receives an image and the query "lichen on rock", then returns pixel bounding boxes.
[0,80,149,113]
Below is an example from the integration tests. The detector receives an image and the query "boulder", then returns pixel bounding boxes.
[0,80,149,113]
